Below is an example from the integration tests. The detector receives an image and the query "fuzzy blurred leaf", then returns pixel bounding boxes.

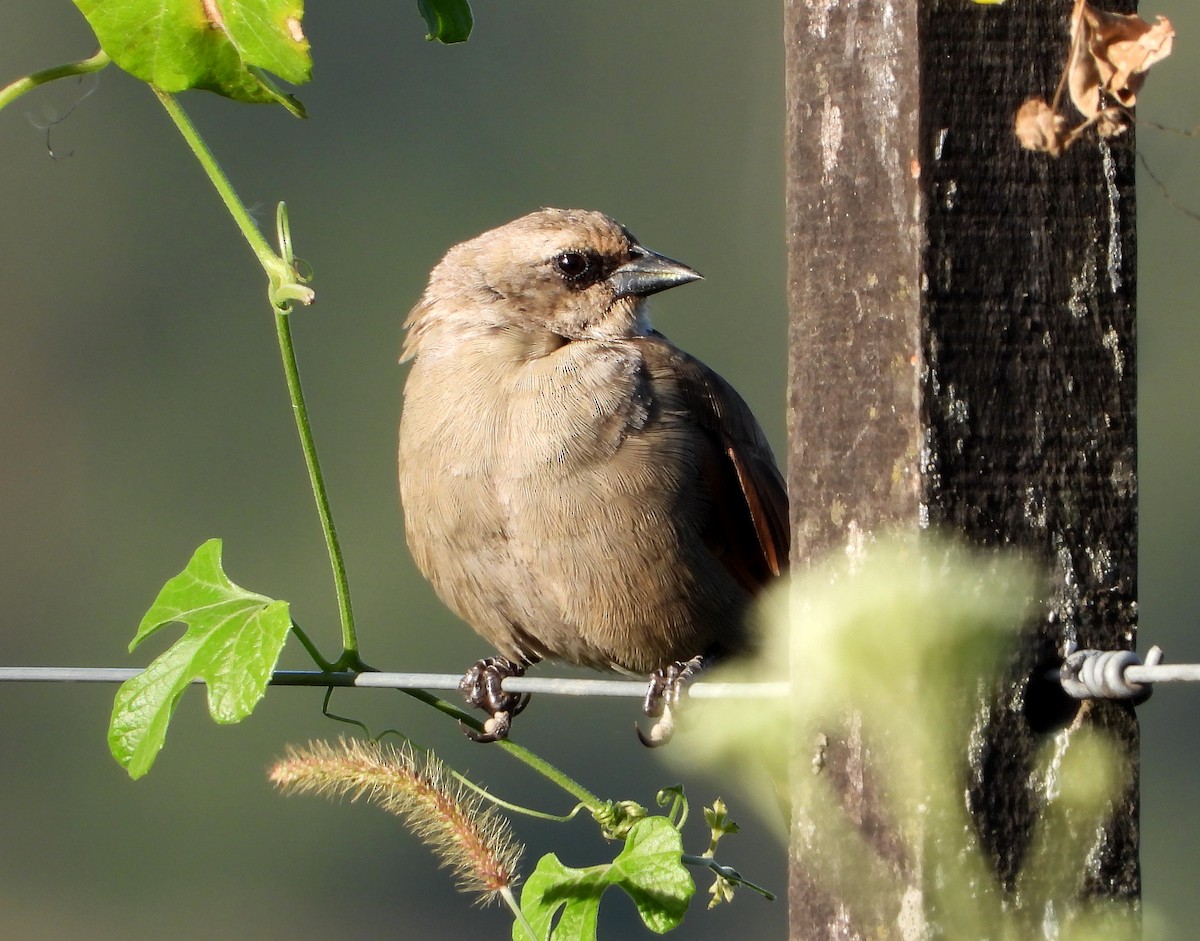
[1018,727,1130,923]
[109,539,291,779]
[73,0,310,114]
[671,536,1141,938]
[417,0,473,43]
[516,817,694,940]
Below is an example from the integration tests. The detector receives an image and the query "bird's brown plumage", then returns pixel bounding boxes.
[398,208,787,682]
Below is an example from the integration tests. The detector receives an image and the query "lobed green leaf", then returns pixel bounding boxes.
[109,539,292,779]
[516,817,694,940]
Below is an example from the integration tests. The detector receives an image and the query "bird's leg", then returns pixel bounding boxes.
[459,656,531,743]
[638,654,706,747]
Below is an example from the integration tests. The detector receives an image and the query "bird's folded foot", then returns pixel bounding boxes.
[638,654,706,747]
[459,657,530,743]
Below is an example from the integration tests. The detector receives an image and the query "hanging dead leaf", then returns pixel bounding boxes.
[1068,0,1174,136]
[1013,0,1176,154]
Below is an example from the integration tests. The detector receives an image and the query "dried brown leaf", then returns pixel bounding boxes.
[1068,0,1174,130]
[1015,98,1071,156]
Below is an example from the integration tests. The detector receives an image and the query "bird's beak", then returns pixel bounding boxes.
[609,247,703,300]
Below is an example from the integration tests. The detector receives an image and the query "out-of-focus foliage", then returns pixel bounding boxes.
[678,537,1137,939]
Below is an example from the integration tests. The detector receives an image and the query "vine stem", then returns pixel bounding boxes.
[152,88,360,667]
[273,301,362,666]
[152,89,313,308]
[400,688,604,813]
[494,737,603,813]
[681,855,777,901]
[289,622,336,673]
[0,48,111,112]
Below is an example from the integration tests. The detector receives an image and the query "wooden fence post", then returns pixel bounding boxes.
[784,0,1140,935]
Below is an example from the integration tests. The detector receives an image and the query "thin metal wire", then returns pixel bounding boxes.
[3,647,1197,702]
[0,666,788,699]
[1127,663,1200,683]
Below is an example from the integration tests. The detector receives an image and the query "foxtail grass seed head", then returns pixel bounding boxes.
[270,738,523,901]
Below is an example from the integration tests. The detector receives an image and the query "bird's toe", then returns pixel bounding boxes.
[459,656,529,743]
[638,654,707,747]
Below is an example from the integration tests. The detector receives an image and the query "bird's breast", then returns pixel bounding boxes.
[503,342,652,474]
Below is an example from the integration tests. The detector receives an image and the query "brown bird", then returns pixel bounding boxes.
[398,209,788,745]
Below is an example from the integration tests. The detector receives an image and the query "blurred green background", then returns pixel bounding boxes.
[0,2,1195,938]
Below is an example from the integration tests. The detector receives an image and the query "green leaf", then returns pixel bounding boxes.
[108,539,292,779]
[72,0,311,113]
[516,817,694,940]
[417,0,473,43]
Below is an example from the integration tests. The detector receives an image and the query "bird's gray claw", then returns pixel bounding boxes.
[638,655,706,747]
[636,707,676,747]
[460,714,514,743]
[459,657,530,744]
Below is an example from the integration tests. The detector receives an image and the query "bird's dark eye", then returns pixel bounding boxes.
[553,250,595,283]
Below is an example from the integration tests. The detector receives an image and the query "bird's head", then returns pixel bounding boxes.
[403,208,701,361]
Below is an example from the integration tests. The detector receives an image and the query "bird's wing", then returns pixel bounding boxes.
[642,333,790,593]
